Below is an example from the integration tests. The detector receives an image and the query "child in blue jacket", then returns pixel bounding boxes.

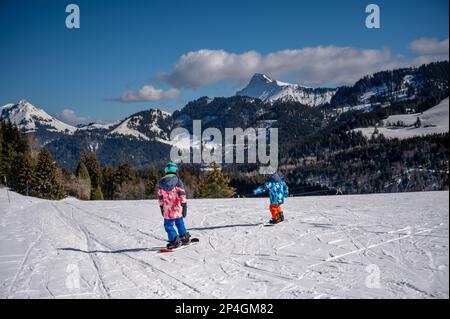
[254,173,289,224]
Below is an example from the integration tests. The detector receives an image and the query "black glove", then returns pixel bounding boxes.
[159,205,164,217]
[181,203,187,217]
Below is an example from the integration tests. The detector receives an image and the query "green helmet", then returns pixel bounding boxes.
[164,161,178,174]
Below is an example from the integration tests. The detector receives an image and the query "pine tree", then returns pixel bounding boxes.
[0,120,4,186]
[114,162,134,185]
[113,162,135,199]
[0,121,21,186]
[91,185,104,200]
[145,166,159,198]
[31,149,65,199]
[81,151,102,199]
[0,120,34,189]
[10,152,35,195]
[101,165,116,200]
[75,161,91,200]
[197,163,235,198]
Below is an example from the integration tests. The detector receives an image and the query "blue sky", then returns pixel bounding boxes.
[0,0,448,124]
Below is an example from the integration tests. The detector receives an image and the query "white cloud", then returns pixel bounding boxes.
[155,39,449,89]
[411,54,449,66]
[156,47,406,88]
[55,109,91,125]
[156,50,263,88]
[410,37,449,55]
[113,85,180,103]
[409,37,449,66]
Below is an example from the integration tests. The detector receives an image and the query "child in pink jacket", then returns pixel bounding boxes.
[157,162,190,249]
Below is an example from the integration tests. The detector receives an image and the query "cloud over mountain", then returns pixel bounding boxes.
[112,85,180,103]
[55,109,91,125]
[155,38,448,89]
[410,37,449,55]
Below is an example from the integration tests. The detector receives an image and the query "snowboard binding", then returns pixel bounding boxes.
[166,238,181,249]
[180,232,191,245]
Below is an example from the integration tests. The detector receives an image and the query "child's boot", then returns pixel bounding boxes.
[180,232,191,245]
[269,218,278,224]
[167,237,181,249]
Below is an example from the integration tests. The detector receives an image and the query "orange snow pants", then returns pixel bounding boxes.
[269,204,282,219]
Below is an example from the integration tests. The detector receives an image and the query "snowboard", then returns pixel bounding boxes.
[263,220,286,227]
[158,238,199,253]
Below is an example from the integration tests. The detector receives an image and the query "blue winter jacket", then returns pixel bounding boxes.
[254,174,289,204]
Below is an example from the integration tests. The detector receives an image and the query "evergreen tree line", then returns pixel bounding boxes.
[1,119,236,200]
[62,158,236,200]
[59,153,237,200]
[0,119,65,199]
[285,133,449,194]
[329,61,448,107]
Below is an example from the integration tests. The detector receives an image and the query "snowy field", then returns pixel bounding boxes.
[0,189,448,299]
[354,98,449,139]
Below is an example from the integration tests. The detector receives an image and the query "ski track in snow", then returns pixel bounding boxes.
[0,189,448,299]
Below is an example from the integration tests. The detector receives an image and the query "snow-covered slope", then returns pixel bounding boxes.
[107,109,172,141]
[1,189,447,299]
[355,98,449,139]
[236,74,337,106]
[1,100,76,134]
[358,74,420,105]
[108,116,151,141]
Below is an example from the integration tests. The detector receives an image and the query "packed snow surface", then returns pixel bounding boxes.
[0,189,448,299]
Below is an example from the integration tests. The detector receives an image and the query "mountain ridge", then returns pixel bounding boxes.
[1,61,448,169]
[236,73,337,106]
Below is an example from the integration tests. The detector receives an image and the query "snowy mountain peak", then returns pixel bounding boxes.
[237,73,337,107]
[2,99,36,113]
[249,73,274,84]
[1,100,76,134]
[17,99,32,107]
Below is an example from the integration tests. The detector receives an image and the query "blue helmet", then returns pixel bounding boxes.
[268,173,281,183]
[164,161,178,174]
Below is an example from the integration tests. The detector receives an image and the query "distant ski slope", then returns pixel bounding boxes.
[355,98,449,139]
[0,189,448,299]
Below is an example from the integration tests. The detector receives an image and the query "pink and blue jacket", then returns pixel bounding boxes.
[157,174,187,220]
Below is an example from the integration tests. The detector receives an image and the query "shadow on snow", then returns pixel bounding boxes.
[187,223,263,231]
[58,223,263,253]
[57,247,161,254]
